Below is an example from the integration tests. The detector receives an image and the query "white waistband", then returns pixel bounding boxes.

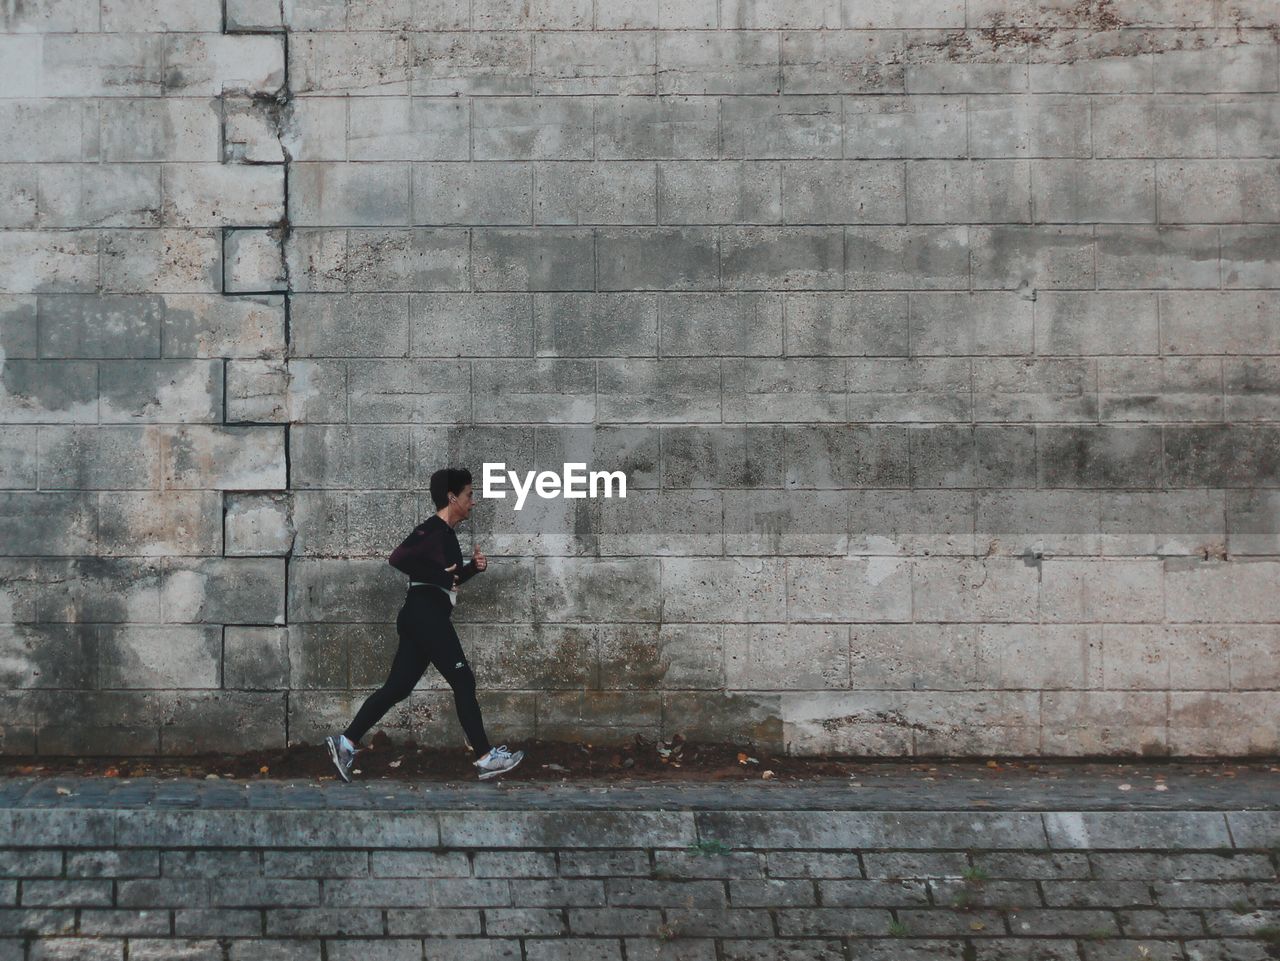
[409,581,457,605]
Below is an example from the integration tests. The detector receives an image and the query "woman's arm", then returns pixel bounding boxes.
[388,524,456,589]
[455,558,480,585]
[448,529,481,585]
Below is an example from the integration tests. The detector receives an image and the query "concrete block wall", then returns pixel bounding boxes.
[2,0,1280,756]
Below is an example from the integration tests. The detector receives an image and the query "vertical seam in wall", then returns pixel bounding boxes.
[780,287,787,358]
[95,215,104,302]
[776,159,785,231]
[217,92,227,175]
[1216,225,1223,289]
[34,291,42,362]
[343,360,350,423]
[658,426,663,491]
[841,226,848,295]
[964,225,971,293]
[839,94,846,161]
[655,286,662,358]
[901,159,908,227]
[1032,422,1038,492]
[964,94,971,159]
[1087,95,1094,159]
[1036,689,1044,755]
[906,292,911,357]
[968,356,975,432]
[1091,223,1097,292]
[717,95,723,158]
[1155,285,1161,358]
[1092,357,1099,429]
[1153,159,1160,226]
[775,29,781,96]
[1025,154,1033,227]
[715,226,722,292]
[1217,354,1225,432]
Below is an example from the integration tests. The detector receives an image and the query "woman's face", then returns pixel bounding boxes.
[451,483,475,518]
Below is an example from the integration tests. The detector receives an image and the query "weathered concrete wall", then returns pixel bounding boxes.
[2,0,1280,757]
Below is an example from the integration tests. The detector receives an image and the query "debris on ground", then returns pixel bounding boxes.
[657,733,685,766]
[0,740,1274,786]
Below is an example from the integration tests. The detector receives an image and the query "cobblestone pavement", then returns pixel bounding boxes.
[0,763,1276,959]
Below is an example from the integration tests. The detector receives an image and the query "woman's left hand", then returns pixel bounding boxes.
[473,546,487,572]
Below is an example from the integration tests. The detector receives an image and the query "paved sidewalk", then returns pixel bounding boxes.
[0,763,1277,960]
[1,759,1278,810]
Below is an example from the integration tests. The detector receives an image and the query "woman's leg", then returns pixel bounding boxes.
[343,603,430,745]
[428,618,493,757]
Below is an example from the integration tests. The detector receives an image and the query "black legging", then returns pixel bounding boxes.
[344,586,492,756]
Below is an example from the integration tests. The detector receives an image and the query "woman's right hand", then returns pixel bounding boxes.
[444,563,460,588]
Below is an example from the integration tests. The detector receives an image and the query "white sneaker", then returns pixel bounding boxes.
[473,744,524,780]
[325,734,358,783]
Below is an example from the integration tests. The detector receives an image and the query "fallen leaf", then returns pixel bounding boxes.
[205,774,219,780]
[259,766,270,775]
[389,760,402,769]
[542,763,567,772]
[1118,783,1132,791]
[762,770,776,780]
[55,787,72,796]
[969,921,985,931]
[1154,783,1168,792]
[103,767,120,778]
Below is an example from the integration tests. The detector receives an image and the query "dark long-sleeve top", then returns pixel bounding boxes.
[388,516,480,595]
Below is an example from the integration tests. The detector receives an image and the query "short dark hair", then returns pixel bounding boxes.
[430,467,473,509]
